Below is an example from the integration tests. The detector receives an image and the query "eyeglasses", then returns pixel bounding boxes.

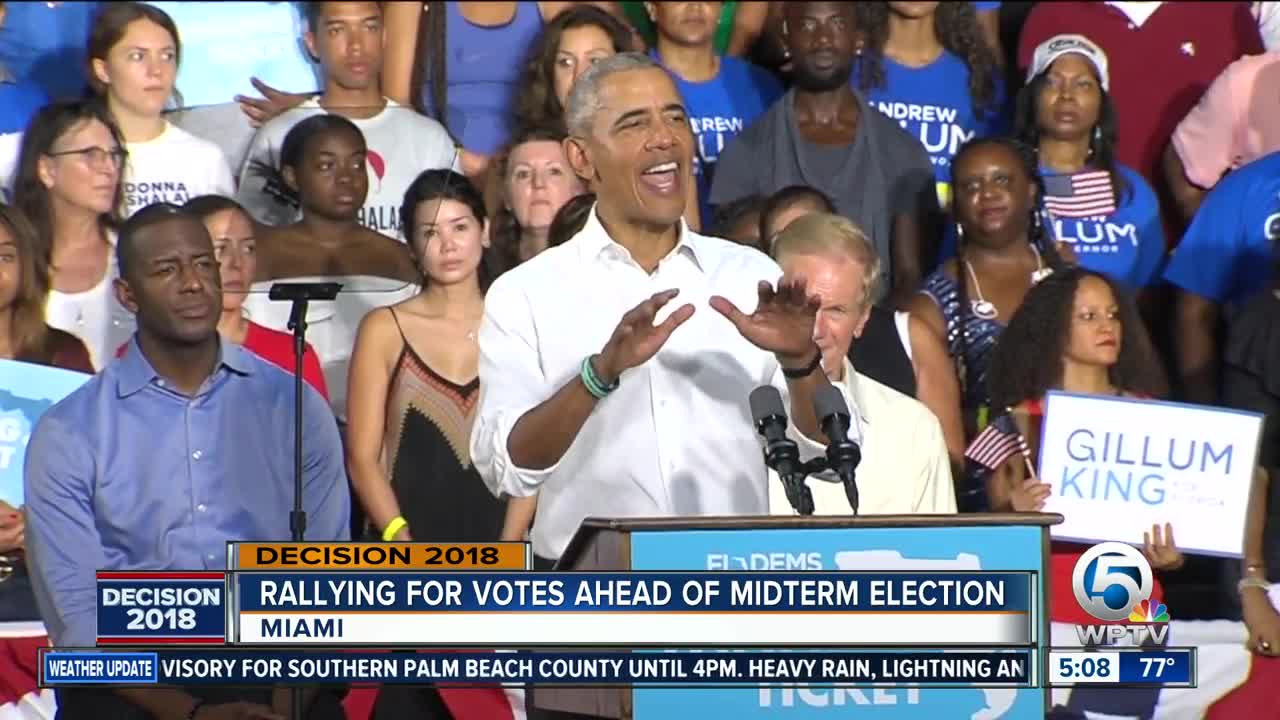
[46,145,127,167]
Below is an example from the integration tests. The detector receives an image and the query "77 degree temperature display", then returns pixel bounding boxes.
[1046,648,1195,687]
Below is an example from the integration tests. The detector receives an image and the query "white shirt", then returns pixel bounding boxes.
[1107,2,1164,27]
[471,208,822,559]
[44,234,136,371]
[241,275,419,420]
[0,132,20,202]
[237,98,459,240]
[768,359,955,516]
[122,122,235,216]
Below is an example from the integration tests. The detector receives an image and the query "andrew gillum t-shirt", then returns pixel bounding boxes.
[1164,151,1280,305]
[861,52,1008,208]
[664,54,783,225]
[936,164,1166,291]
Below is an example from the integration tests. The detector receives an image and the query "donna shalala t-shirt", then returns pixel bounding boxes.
[238,98,459,241]
[123,122,235,216]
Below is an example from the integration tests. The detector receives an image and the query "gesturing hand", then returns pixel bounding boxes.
[710,277,820,366]
[236,78,310,128]
[595,289,696,384]
[1143,523,1185,572]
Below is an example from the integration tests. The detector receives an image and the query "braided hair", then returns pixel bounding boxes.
[949,137,1067,402]
[1014,62,1131,205]
[853,1,999,120]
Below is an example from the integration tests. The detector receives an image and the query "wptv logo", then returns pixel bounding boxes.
[1072,542,1171,645]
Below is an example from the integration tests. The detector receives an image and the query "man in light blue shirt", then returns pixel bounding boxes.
[24,203,349,719]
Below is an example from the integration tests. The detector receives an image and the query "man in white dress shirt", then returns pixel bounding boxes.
[470,53,831,563]
[767,213,955,516]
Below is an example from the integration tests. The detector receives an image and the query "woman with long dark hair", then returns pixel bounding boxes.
[11,100,135,369]
[345,173,511,654]
[853,1,1005,208]
[908,136,1069,510]
[978,267,1174,627]
[1015,34,1164,292]
[0,203,91,373]
[513,4,635,133]
[85,2,233,216]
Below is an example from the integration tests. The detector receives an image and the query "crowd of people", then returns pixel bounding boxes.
[1,1,1280,718]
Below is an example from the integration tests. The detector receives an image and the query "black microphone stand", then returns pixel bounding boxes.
[268,281,341,720]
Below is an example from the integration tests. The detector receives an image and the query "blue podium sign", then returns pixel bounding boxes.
[629,525,1047,719]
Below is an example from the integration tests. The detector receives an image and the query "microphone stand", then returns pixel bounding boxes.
[268,281,341,720]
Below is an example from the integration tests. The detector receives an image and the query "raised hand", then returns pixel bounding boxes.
[1008,478,1051,512]
[1143,522,1185,572]
[594,289,696,384]
[236,78,311,128]
[709,277,820,365]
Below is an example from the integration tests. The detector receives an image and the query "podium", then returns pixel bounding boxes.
[532,512,1061,720]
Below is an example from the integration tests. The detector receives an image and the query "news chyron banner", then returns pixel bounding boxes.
[41,541,1043,707]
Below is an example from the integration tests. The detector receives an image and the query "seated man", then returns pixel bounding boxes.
[768,213,955,515]
[24,203,350,719]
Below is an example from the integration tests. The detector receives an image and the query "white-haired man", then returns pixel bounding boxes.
[769,213,955,515]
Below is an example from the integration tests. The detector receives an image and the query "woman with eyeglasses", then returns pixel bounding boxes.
[86,2,234,217]
[11,100,136,369]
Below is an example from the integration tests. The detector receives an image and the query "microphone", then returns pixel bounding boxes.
[814,382,862,515]
[749,386,814,516]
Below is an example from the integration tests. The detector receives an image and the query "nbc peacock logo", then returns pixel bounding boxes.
[1128,598,1171,623]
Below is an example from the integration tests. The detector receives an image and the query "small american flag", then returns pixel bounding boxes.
[1043,170,1117,218]
[965,413,1030,471]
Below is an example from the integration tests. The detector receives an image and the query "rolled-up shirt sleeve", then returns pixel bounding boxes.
[23,414,107,648]
[470,277,563,499]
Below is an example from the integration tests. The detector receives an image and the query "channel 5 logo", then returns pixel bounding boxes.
[1072,542,1170,623]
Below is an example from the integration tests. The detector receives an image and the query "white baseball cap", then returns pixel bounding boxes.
[1027,34,1110,91]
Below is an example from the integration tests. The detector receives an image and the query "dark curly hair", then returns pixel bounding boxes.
[1014,62,1130,205]
[988,266,1167,411]
[513,4,634,133]
[853,2,999,120]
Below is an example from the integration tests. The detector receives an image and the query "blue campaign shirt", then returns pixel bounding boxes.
[661,53,783,224]
[145,2,321,108]
[0,73,47,134]
[23,337,350,648]
[1044,164,1166,290]
[935,165,1165,290]
[0,1,98,100]
[1164,151,1280,304]
[861,52,1008,207]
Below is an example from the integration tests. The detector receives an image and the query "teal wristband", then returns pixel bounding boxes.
[581,356,618,399]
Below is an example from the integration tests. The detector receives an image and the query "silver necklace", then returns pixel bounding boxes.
[963,245,1045,321]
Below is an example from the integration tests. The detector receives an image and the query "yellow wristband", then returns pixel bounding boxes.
[382,516,408,542]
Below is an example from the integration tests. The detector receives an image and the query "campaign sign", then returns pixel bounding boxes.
[1038,392,1263,557]
[0,360,91,506]
[629,524,1047,720]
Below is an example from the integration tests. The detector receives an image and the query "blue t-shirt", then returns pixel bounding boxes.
[145,2,320,108]
[973,1,1001,10]
[1045,165,1165,290]
[937,164,1165,290]
[1164,151,1280,304]
[0,1,98,100]
[860,52,1008,208]
[662,54,782,225]
[0,78,48,134]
